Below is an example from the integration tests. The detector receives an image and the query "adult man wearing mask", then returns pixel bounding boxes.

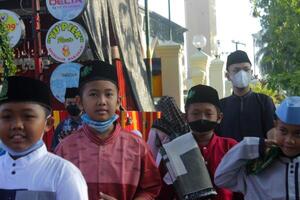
[216,50,275,141]
[51,87,82,150]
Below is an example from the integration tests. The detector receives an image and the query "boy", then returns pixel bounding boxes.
[51,87,82,150]
[0,76,88,200]
[158,84,237,200]
[217,50,275,141]
[215,96,300,199]
[55,60,161,200]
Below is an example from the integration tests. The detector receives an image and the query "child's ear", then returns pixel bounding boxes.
[75,95,84,111]
[217,112,223,124]
[225,72,230,80]
[45,116,54,132]
[117,96,122,108]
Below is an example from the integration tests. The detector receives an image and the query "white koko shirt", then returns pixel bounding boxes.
[0,144,88,200]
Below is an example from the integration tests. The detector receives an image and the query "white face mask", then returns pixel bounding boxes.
[230,70,252,88]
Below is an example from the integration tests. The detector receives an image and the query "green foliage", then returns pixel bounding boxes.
[250,80,285,104]
[251,0,300,95]
[0,21,17,78]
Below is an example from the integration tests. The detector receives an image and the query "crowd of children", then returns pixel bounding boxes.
[1,50,300,200]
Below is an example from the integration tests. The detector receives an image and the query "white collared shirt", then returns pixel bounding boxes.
[0,144,88,200]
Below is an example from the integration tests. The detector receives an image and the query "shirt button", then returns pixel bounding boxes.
[12,163,16,167]
[205,161,208,165]
[11,171,16,175]
[290,165,294,168]
[203,147,207,150]
[290,171,294,174]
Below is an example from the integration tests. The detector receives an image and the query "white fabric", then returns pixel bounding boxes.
[162,132,198,176]
[215,137,300,199]
[0,145,88,200]
[147,128,170,160]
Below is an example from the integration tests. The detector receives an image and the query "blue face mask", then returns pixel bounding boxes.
[81,113,119,134]
[0,139,44,157]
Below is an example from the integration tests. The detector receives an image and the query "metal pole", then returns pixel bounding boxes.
[32,0,42,79]
[168,0,172,41]
[144,0,152,95]
[253,37,256,75]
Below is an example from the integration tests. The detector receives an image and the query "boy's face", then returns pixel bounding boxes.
[0,102,53,152]
[79,80,120,122]
[227,62,252,76]
[275,119,300,157]
[186,102,221,124]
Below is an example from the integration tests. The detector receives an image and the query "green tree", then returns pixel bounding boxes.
[0,21,17,79]
[251,0,300,95]
[250,80,285,104]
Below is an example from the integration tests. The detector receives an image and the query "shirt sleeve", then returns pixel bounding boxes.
[214,137,261,193]
[147,128,159,159]
[54,140,64,157]
[56,163,89,200]
[134,145,162,200]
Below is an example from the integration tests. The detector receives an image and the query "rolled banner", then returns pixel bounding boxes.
[161,133,217,200]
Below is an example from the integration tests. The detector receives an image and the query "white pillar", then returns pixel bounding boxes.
[209,57,225,98]
[188,51,211,89]
[155,44,185,110]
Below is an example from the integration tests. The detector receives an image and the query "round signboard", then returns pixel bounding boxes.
[50,62,82,103]
[46,0,87,21]
[46,21,88,63]
[0,9,25,47]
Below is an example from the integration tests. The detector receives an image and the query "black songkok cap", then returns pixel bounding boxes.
[226,50,251,70]
[65,87,79,99]
[0,76,51,110]
[185,84,220,110]
[79,60,118,88]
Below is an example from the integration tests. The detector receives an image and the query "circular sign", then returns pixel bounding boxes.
[46,0,87,21]
[50,62,82,103]
[0,9,25,47]
[46,21,88,63]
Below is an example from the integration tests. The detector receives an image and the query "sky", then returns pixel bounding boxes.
[138,0,261,74]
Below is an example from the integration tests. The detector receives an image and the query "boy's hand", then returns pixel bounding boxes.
[99,192,117,200]
[264,139,278,148]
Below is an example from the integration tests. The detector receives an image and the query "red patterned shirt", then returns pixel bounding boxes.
[55,124,161,200]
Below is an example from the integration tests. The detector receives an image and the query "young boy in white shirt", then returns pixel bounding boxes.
[0,76,88,200]
[215,96,300,199]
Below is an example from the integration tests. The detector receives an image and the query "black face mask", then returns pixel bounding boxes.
[188,119,218,133]
[66,104,81,116]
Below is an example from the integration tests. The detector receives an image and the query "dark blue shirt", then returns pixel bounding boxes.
[216,91,275,141]
[51,117,82,151]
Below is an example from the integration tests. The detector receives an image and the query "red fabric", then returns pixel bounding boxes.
[158,133,238,200]
[55,123,161,200]
[198,134,238,200]
[113,59,137,110]
[115,59,127,108]
[42,128,54,151]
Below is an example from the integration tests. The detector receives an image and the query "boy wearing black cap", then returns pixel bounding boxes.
[51,87,82,150]
[55,61,161,200]
[217,50,275,141]
[0,76,88,200]
[159,84,237,200]
[215,96,300,199]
